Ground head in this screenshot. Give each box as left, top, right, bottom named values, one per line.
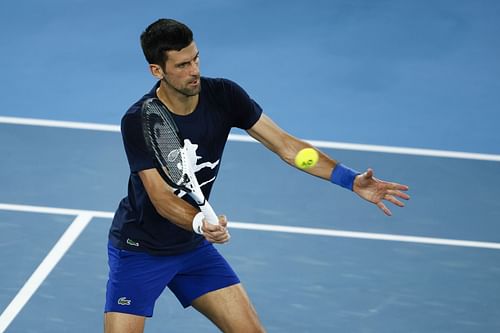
left=141, top=18, right=201, bottom=96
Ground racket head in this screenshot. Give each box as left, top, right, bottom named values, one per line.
left=141, top=98, right=219, bottom=225
left=141, top=98, right=190, bottom=192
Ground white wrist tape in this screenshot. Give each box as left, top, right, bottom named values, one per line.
left=192, top=212, right=204, bottom=235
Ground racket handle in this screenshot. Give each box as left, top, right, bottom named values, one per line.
left=199, top=201, right=219, bottom=225
left=188, top=191, right=219, bottom=225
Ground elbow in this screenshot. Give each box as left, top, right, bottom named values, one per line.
left=278, top=140, right=300, bottom=166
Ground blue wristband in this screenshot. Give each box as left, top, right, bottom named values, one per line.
left=330, top=163, right=360, bottom=191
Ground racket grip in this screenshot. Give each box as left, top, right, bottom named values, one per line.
left=199, top=201, right=219, bottom=225
left=189, top=191, right=219, bottom=225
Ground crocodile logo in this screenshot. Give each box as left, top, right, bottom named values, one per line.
left=117, top=297, right=131, bottom=306
left=126, top=238, right=139, bottom=247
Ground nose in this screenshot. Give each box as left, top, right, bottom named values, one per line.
left=190, top=61, right=200, bottom=76
left=189, top=60, right=200, bottom=76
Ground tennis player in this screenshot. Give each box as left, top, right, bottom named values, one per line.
left=104, top=18, right=410, bottom=333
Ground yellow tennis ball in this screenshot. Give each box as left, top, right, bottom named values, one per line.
left=294, top=148, right=319, bottom=169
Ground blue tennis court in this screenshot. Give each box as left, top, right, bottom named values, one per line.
left=1, top=1, right=499, bottom=332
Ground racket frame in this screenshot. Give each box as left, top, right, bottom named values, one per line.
left=141, top=98, right=219, bottom=226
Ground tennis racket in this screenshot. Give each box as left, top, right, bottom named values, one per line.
left=141, top=97, right=219, bottom=229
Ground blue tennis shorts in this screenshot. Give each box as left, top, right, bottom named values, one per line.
left=104, top=241, right=240, bottom=317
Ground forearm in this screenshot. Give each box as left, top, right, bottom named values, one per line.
left=283, top=136, right=361, bottom=191
left=247, top=113, right=361, bottom=191
left=279, top=134, right=337, bottom=180
left=139, top=169, right=199, bottom=232
left=247, top=114, right=337, bottom=180
left=152, top=192, right=199, bottom=231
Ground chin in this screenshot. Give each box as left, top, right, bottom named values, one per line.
left=186, top=86, right=201, bottom=96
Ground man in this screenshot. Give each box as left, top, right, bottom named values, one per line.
left=104, top=18, right=409, bottom=333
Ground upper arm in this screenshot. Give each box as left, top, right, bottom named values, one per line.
left=121, top=111, right=155, bottom=173
left=138, top=168, right=173, bottom=203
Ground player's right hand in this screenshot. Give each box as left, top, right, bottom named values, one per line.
left=202, top=215, right=231, bottom=244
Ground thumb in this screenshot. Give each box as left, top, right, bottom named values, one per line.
left=364, top=168, right=374, bottom=179
left=218, top=215, right=228, bottom=227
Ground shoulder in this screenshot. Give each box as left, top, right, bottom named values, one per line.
left=201, top=77, right=246, bottom=95
left=202, top=76, right=239, bottom=87
left=201, top=77, right=253, bottom=106
left=201, top=77, right=262, bottom=130
left=121, top=82, right=159, bottom=126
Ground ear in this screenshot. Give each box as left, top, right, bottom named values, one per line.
left=149, top=64, right=165, bottom=80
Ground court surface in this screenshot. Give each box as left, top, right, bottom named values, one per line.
left=1, top=0, right=499, bottom=332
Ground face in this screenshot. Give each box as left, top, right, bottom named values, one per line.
left=152, top=42, right=201, bottom=97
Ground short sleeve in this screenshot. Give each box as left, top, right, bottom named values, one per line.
left=223, top=79, right=263, bottom=130
left=121, top=110, right=155, bottom=173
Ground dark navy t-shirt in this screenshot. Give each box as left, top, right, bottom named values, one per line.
left=109, top=77, right=263, bottom=255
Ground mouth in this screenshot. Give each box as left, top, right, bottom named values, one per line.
left=188, top=77, right=200, bottom=86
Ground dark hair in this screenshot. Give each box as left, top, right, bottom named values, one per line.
left=140, top=18, right=193, bottom=66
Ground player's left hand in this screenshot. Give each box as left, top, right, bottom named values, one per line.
left=353, top=168, right=410, bottom=216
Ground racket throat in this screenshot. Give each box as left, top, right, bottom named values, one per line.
left=188, top=190, right=206, bottom=205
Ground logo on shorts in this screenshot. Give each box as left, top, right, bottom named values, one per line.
left=126, top=238, right=139, bottom=247
left=117, top=297, right=131, bottom=306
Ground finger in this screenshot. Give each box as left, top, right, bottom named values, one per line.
left=202, top=220, right=222, bottom=232
left=391, top=183, right=410, bottom=192
left=377, top=202, right=392, bottom=216
left=387, top=189, right=410, bottom=201
left=202, top=220, right=228, bottom=236
left=204, top=230, right=231, bottom=244
left=385, top=195, right=405, bottom=207
left=218, top=232, right=231, bottom=244
left=203, top=232, right=220, bottom=243
left=395, top=191, right=410, bottom=200
left=203, top=228, right=227, bottom=240
left=205, top=235, right=229, bottom=244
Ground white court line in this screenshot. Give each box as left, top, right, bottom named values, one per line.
left=0, top=116, right=120, bottom=132
left=1, top=203, right=499, bottom=250
left=1, top=115, right=500, bottom=162
left=0, top=203, right=114, bottom=219
left=0, top=213, right=93, bottom=333
left=229, top=222, right=500, bottom=250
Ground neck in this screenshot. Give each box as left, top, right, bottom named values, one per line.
left=156, top=81, right=199, bottom=116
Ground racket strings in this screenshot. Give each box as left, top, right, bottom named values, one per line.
left=144, top=105, right=185, bottom=185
